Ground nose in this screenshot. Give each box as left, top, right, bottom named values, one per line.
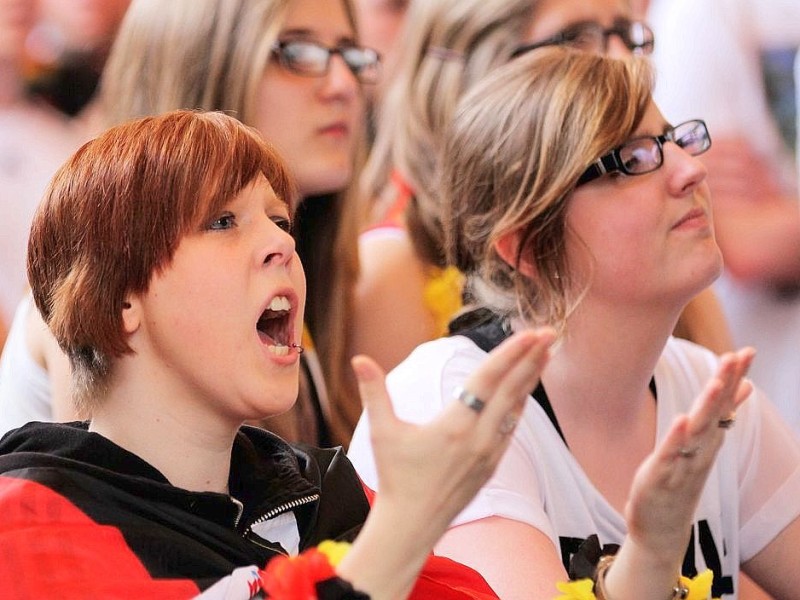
left=663, top=142, right=709, bottom=196
left=259, top=218, right=296, bottom=268
left=319, top=53, right=360, bottom=101
left=605, top=34, right=631, bottom=58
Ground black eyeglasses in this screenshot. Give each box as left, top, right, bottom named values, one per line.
left=511, top=19, right=655, bottom=59
left=576, top=120, right=712, bottom=187
left=271, top=40, right=381, bottom=84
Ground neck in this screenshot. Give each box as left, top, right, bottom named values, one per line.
left=89, top=364, right=240, bottom=495
left=537, top=299, right=678, bottom=430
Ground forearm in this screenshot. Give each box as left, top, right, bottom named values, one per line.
left=714, top=200, right=800, bottom=286
left=602, top=537, right=685, bottom=600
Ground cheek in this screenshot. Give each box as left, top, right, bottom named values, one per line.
left=566, top=202, right=658, bottom=277
left=254, top=78, right=306, bottom=158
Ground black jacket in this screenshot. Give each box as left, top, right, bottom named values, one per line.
left=0, top=422, right=370, bottom=597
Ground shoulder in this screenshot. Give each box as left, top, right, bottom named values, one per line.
left=357, top=229, right=427, bottom=300
left=384, top=336, right=488, bottom=421
left=358, top=227, right=417, bottom=271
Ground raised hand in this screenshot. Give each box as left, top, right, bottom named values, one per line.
left=338, top=328, right=555, bottom=600
left=354, top=327, right=556, bottom=532
left=605, top=348, right=755, bottom=600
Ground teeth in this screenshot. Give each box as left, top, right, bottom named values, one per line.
left=268, top=296, right=291, bottom=312
left=267, top=344, right=290, bottom=356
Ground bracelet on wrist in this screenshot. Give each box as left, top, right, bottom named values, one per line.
left=555, top=553, right=716, bottom=600
left=594, top=555, right=689, bottom=600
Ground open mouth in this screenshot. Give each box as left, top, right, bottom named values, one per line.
left=256, top=295, right=295, bottom=356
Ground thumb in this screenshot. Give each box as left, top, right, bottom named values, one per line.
left=351, top=355, right=397, bottom=430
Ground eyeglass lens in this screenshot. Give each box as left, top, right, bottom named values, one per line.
left=563, top=20, right=654, bottom=53
left=618, top=138, right=663, bottom=175
left=277, top=41, right=380, bottom=83
left=619, top=121, right=711, bottom=175
left=671, top=120, right=711, bottom=155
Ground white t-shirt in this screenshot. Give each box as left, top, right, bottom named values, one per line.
left=348, top=335, right=800, bottom=596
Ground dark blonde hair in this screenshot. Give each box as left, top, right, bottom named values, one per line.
left=361, top=0, right=536, bottom=267
left=442, top=48, right=653, bottom=329
left=28, top=110, right=295, bottom=412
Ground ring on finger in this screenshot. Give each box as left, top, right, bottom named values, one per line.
left=717, top=413, right=736, bottom=429
left=678, top=445, right=701, bottom=459
left=499, top=413, right=518, bottom=435
left=453, top=385, right=485, bottom=414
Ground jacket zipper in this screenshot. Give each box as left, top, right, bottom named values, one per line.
left=230, top=496, right=244, bottom=528
left=243, top=493, right=320, bottom=536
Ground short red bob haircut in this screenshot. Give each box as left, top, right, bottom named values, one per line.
left=27, top=110, right=296, bottom=407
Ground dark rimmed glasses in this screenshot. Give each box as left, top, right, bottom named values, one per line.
left=511, top=19, right=655, bottom=59
left=576, top=120, right=712, bottom=187
left=271, top=40, right=381, bottom=84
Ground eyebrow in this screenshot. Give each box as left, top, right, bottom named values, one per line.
left=278, top=27, right=357, bottom=46
left=629, top=121, right=672, bottom=140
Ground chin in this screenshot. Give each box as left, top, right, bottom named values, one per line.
left=264, top=382, right=301, bottom=417
left=297, top=164, right=353, bottom=198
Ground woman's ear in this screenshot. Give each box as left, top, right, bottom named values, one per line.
left=494, top=229, right=538, bottom=279
left=121, top=295, right=142, bottom=335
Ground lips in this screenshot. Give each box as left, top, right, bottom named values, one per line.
left=672, top=206, right=707, bottom=229
left=318, top=121, right=350, bottom=137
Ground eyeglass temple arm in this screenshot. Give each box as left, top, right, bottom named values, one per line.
left=576, top=152, right=621, bottom=186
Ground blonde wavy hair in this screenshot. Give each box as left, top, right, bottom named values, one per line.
left=361, top=0, right=536, bottom=267
left=441, top=48, right=653, bottom=330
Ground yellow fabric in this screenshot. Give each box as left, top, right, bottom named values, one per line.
left=316, top=540, right=351, bottom=567
left=301, top=324, right=315, bottom=351
left=554, top=569, right=716, bottom=600
left=422, top=265, right=465, bottom=337
left=555, top=578, right=595, bottom=600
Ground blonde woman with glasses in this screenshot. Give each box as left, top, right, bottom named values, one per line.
left=349, top=49, right=800, bottom=598
left=353, top=0, right=732, bottom=375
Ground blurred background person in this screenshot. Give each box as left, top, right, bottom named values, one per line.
left=0, top=0, right=79, bottom=349
left=649, top=0, right=800, bottom=437
left=24, top=0, right=130, bottom=124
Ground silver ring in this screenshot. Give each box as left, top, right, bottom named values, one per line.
left=499, top=413, right=518, bottom=435
left=718, top=414, right=736, bottom=429
left=678, top=445, right=700, bottom=459
left=453, top=385, right=485, bottom=414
